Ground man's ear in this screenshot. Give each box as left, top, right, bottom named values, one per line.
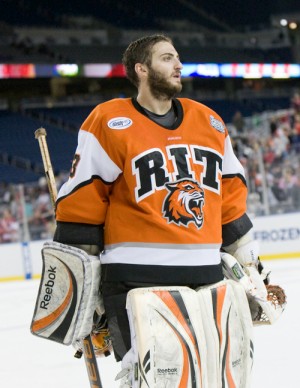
left=135, top=63, right=147, bottom=79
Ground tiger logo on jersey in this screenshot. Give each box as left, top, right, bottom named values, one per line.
left=163, top=179, right=205, bottom=228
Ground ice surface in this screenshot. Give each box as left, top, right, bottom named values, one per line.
left=1, top=259, right=298, bottom=388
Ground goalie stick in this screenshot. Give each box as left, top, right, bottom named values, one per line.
left=35, top=127, right=103, bottom=388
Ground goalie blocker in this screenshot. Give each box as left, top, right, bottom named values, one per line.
left=30, top=242, right=104, bottom=346
left=116, top=280, right=253, bottom=388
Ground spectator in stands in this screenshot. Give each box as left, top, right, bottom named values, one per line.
left=269, top=118, right=277, bottom=136
left=232, top=110, right=245, bottom=134
left=291, top=114, right=300, bottom=152
left=247, top=163, right=263, bottom=200
left=0, top=209, right=19, bottom=243
left=269, top=126, right=290, bottom=163
left=28, top=184, right=53, bottom=240
left=268, top=164, right=286, bottom=204
left=291, top=167, right=300, bottom=211
left=28, top=206, right=49, bottom=240
left=35, top=185, right=51, bottom=211
left=263, top=143, right=276, bottom=165
left=291, top=91, right=300, bottom=114
left=278, top=166, right=299, bottom=210
left=0, top=183, right=13, bottom=205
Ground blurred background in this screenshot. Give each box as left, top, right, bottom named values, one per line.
left=0, top=0, right=299, bottom=257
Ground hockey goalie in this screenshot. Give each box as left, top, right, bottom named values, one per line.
left=30, top=33, right=286, bottom=388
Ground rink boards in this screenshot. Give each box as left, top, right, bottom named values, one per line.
left=0, top=212, right=299, bottom=281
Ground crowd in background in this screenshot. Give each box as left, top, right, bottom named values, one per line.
left=230, top=92, right=300, bottom=216
left=0, top=95, right=300, bottom=244
left=0, top=173, right=67, bottom=243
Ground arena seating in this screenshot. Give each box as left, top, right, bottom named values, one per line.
left=0, top=110, right=77, bottom=183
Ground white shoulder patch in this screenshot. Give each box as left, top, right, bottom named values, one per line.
left=108, top=117, right=133, bottom=130
left=209, top=115, right=225, bottom=133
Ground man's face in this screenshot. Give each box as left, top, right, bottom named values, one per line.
left=146, top=41, right=183, bottom=100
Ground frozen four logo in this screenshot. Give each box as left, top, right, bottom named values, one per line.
left=108, top=117, right=133, bottom=130
left=209, top=115, right=225, bottom=133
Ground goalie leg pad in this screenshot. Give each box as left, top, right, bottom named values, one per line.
left=197, top=280, right=254, bottom=388
left=30, top=241, right=103, bottom=345
left=116, top=282, right=253, bottom=388
left=118, top=286, right=209, bottom=388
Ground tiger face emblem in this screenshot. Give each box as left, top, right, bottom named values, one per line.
left=163, top=179, right=205, bottom=228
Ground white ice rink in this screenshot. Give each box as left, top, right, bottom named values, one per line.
left=1, top=258, right=299, bottom=388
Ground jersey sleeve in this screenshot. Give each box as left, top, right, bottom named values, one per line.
left=221, top=133, right=253, bottom=246
left=54, top=105, right=122, bottom=246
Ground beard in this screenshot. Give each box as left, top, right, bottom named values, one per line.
left=147, top=66, right=182, bottom=100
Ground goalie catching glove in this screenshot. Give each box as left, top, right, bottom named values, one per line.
left=222, top=232, right=286, bottom=325
left=30, top=241, right=112, bottom=356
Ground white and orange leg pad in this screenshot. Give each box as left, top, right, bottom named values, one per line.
left=30, top=241, right=103, bottom=345
left=118, top=286, right=208, bottom=387
left=197, top=279, right=254, bottom=388
left=117, top=282, right=253, bottom=388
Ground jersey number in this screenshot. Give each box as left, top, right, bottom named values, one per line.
left=70, top=154, right=80, bottom=178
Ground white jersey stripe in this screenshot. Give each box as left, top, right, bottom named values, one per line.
left=222, top=135, right=245, bottom=177
left=101, top=245, right=221, bottom=266
left=58, top=130, right=122, bottom=198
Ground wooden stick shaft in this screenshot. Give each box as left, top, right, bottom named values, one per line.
left=34, top=127, right=58, bottom=208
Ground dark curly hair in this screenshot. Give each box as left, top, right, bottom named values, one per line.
left=122, top=34, right=172, bottom=88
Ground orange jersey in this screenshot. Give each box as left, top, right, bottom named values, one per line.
left=56, top=97, right=249, bottom=270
